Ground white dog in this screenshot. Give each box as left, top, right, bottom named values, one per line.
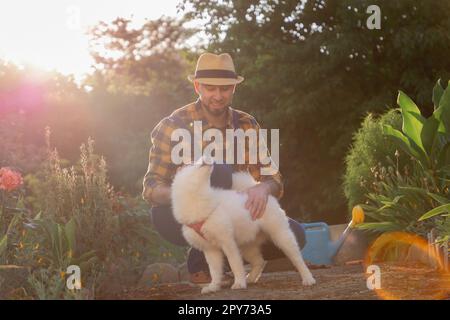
left=171, top=162, right=316, bottom=294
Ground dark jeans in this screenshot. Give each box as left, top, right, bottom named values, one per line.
left=150, top=163, right=306, bottom=273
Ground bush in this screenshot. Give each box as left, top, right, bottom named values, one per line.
left=343, top=109, right=411, bottom=210
left=357, top=156, right=443, bottom=236
left=355, top=80, right=450, bottom=240
left=17, top=129, right=186, bottom=298
left=29, top=129, right=116, bottom=260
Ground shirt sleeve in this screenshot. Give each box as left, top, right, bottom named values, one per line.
left=246, top=117, right=284, bottom=199
left=142, top=118, right=177, bottom=206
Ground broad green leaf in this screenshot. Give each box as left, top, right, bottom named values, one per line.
left=432, top=79, right=444, bottom=109
left=420, top=114, right=440, bottom=155
left=65, top=218, right=77, bottom=254
left=397, top=91, right=428, bottom=157
left=383, top=125, right=428, bottom=165
left=436, top=82, right=450, bottom=134
left=402, top=111, right=426, bottom=154
left=418, top=204, right=450, bottom=221
left=397, top=91, right=422, bottom=115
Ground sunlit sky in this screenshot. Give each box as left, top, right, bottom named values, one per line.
left=0, top=0, right=186, bottom=80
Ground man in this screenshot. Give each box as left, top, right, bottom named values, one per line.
left=142, top=52, right=306, bottom=284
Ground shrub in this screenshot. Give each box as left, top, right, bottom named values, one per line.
left=31, top=128, right=117, bottom=259
left=19, top=129, right=186, bottom=298
left=343, top=109, right=411, bottom=210
left=356, top=80, right=450, bottom=240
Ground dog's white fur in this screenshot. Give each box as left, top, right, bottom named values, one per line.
left=171, top=163, right=316, bottom=294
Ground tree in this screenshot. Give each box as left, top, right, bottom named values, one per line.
left=87, top=16, right=196, bottom=101
left=181, top=0, right=450, bottom=223
left=84, top=16, right=200, bottom=193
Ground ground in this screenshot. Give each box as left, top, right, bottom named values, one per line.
left=104, top=262, right=450, bottom=300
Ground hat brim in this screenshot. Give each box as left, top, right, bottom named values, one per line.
left=188, top=75, right=244, bottom=85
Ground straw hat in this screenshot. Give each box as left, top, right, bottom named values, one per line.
left=188, top=53, right=244, bottom=85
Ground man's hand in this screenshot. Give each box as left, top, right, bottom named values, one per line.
left=244, top=183, right=271, bottom=220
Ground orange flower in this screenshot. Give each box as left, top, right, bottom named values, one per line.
left=0, top=167, right=23, bottom=192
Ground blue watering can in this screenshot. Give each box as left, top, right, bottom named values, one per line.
left=300, top=206, right=365, bottom=265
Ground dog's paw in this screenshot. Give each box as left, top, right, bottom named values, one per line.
left=231, top=280, right=247, bottom=290
left=302, top=275, right=316, bottom=286
left=201, top=283, right=221, bottom=294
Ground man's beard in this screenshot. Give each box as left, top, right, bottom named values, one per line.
left=202, top=101, right=230, bottom=116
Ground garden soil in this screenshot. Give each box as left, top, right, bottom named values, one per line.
left=102, top=262, right=450, bottom=300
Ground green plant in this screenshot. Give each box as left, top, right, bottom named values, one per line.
left=383, top=79, right=450, bottom=182
left=357, top=79, right=450, bottom=237
left=27, top=268, right=88, bottom=300
left=0, top=207, right=22, bottom=264
left=388, top=80, right=450, bottom=226
left=27, top=268, right=66, bottom=300
left=25, top=131, right=186, bottom=297
left=31, top=215, right=97, bottom=271
left=0, top=167, right=27, bottom=264
left=97, top=196, right=187, bottom=291
left=357, top=156, right=442, bottom=235
left=343, top=109, right=410, bottom=210
left=36, top=128, right=117, bottom=260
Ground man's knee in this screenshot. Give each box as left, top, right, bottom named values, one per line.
left=151, top=205, right=188, bottom=246
left=288, top=218, right=307, bottom=250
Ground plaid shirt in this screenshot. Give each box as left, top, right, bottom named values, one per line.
left=142, top=99, right=283, bottom=206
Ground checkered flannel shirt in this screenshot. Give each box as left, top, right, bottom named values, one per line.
left=142, top=99, right=283, bottom=206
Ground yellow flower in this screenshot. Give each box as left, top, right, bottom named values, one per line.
left=351, top=205, right=365, bottom=226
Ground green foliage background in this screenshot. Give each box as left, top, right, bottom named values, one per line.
left=1, top=1, right=450, bottom=223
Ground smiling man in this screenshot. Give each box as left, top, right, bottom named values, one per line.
left=142, top=52, right=307, bottom=284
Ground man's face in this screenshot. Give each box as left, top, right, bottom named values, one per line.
left=194, top=82, right=236, bottom=116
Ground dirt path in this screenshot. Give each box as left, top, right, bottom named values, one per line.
left=106, top=263, right=450, bottom=300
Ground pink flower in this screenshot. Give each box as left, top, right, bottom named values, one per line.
left=0, top=167, right=23, bottom=192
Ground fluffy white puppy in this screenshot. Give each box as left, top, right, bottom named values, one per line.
left=171, top=162, right=316, bottom=294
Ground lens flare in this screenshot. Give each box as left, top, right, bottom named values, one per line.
left=363, top=231, right=450, bottom=300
